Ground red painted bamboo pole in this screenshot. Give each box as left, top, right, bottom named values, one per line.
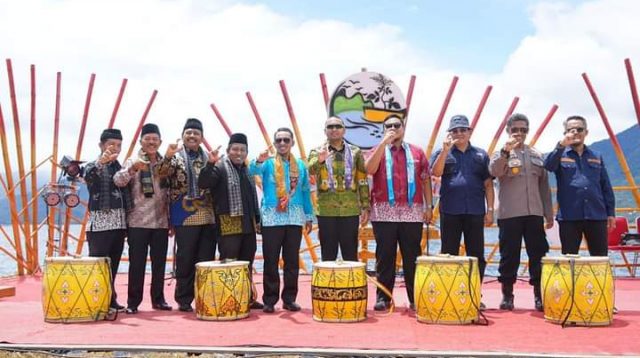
left=29, top=64, right=38, bottom=271
left=62, top=73, right=95, bottom=255
left=425, top=76, right=458, bottom=159
left=47, top=72, right=62, bottom=257
left=245, top=92, right=275, bottom=153
left=528, top=104, right=558, bottom=148
left=125, top=89, right=157, bottom=160
left=470, top=85, right=493, bottom=130
left=582, top=72, right=640, bottom=206
left=404, top=75, right=417, bottom=120
left=279, top=80, right=307, bottom=160
left=624, top=58, right=640, bottom=127
left=108, top=78, right=128, bottom=129
left=487, top=97, right=519, bottom=156
left=0, top=101, right=25, bottom=274
left=319, top=73, right=329, bottom=110
left=210, top=103, right=233, bottom=137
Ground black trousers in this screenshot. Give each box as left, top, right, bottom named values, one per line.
left=371, top=221, right=422, bottom=304
left=497, top=216, right=549, bottom=286
left=87, top=229, right=126, bottom=306
left=440, top=213, right=487, bottom=281
left=261, top=225, right=302, bottom=306
left=317, top=216, right=360, bottom=261
left=127, top=228, right=169, bottom=308
left=218, top=233, right=258, bottom=302
left=174, top=224, right=217, bottom=305
left=558, top=220, right=608, bottom=256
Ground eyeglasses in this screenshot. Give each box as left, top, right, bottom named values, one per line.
left=326, top=124, right=344, bottom=130
left=384, top=123, right=402, bottom=129
left=566, top=127, right=586, bottom=134
left=509, top=127, right=529, bottom=134
left=449, top=128, right=469, bottom=134
left=275, top=137, right=291, bottom=144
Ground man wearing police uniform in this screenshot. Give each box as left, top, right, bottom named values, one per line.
left=489, top=113, right=553, bottom=311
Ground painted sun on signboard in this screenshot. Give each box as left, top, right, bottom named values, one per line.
left=329, top=71, right=406, bottom=149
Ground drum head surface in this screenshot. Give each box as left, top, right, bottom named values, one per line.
left=314, top=261, right=366, bottom=269
left=416, top=255, right=478, bottom=264
left=196, top=260, right=250, bottom=268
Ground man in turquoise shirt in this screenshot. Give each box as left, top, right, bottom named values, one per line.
left=249, top=127, right=314, bottom=313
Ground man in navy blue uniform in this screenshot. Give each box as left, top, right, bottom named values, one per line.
left=544, top=115, right=616, bottom=256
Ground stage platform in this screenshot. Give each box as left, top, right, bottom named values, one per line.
left=0, top=273, right=639, bottom=357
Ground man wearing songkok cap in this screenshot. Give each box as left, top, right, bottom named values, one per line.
left=198, top=132, right=264, bottom=309
left=157, top=118, right=216, bottom=312
left=365, top=115, right=432, bottom=312
left=308, top=116, right=370, bottom=262
left=84, top=128, right=132, bottom=311
left=489, top=113, right=553, bottom=311
left=114, top=123, right=172, bottom=313
left=431, top=115, right=494, bottom=309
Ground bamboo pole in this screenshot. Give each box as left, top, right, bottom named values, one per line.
left=487, top=97, right=519, bottom=156
left=210, top=103, right=233, bottom=137
left=404, top=75, right=417, bottom=120
left=6, top=59, right=32, bottom=271
left=61, top=73, right=95, bottom=255
left=528, top=104, right=558, bottom=148
left=319, top=73, right=329, bottom=109
left=29, top=64, right=39, bottom=271
left=47, top=72, right=62, bottom=257
left=470, top=85, right=493, bottom=130
left=108, top=79, right=128, bottom=129
left=245, top=93, right=275, bottom=154
left=624, top=58, right=640, bottom=127
left=279, top=80, right=307, bottom=160
left=582, top=72, right=640, bottom=207
left=425, top=76, right=458, bottom=159
left=0, top=105, right=25, bottom=274
left=124, top=90, right=158, bottom=160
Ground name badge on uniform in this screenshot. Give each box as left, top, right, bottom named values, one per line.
left=508, top=152, right=521, bottom=174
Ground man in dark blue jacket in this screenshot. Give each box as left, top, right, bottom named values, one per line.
left=544, top=115, right=616, bottom=256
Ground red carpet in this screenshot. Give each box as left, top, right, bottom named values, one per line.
left=1, top=274, right=639, bottom=356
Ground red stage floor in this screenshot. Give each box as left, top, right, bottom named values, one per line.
left=1, top=273, right=639, bottom=357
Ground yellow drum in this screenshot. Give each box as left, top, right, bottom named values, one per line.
left=42, top=256, right=112, bottom=323
left=311, top=261, right=367, bottom=323
left=414, top=255, right=481, bottom=324
left=195, top=260, right=251, bottom=321
left=541, top=255, right=614, bottom=326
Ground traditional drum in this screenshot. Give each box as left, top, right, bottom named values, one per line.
left=195, top=260, right=251, bottom=321
left=541, top=255, right=614, bottom=326
left=42, top=256, right=112, bottom=323
left=311, top=261, right=367, bottom=323
left=414, top=255, right=481, bottom=324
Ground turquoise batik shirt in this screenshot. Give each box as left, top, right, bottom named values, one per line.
left=249, top=157, right=314, bottom=227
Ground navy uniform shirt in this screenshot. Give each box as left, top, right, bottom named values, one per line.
left=431, top=144, right=491, bottom=216
left=544, top=144, right=615, bottom=221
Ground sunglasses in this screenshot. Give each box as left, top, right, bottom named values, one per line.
left=566, top=127, right=586, bottom=134
left=509, top=127, right=529, bottom=134
left=449, top=128, right=469, bottom=134
left=384, top=123, right=402, bottom=129
left=326, top=124, right=344, bottom=130
left=275, top=137, right=291, bottom=144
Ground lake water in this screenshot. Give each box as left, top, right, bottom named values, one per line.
left=1, top=225, right=636, bottom=278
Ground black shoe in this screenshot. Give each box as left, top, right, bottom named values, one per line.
left=479, top=302, right=487, bottom=311
left=500, top=295, right=514, bottom=311
left=283, top=302, right=301, bottom=312
left=374, top=300, right=389, bottom=311
left=534, top=297, right=543, bottom=312
left=409, top=303, right=416, bottom=311
left=125, top=307, right=138, bottom=314
left=152, top=302, right=173, bottom=311
left=110, top=302, right=125, bottom=312
left=178, top=303, right=193, bottom=312
left=249, top=301, right=264, bottom=310
left=263, top=304, right=275, bottom=313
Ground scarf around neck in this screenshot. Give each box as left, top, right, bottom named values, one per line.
left=384, top=142, right=415, bottom=207
left=179, top=147, right=206, bottom=198
left=325, top=141, right=353, bottom=191
left=275, top=153, right=299, bottom=212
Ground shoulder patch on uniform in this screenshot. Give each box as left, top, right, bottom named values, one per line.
left=560, top=157, right=576, bottom=163
left=587, top=158, right=602, bottom=164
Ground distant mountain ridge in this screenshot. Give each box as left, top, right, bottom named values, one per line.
left=2, top=124, right=639, bottom=224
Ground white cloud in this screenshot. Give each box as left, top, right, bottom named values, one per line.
left=0, top=0, right=639, bottom=176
